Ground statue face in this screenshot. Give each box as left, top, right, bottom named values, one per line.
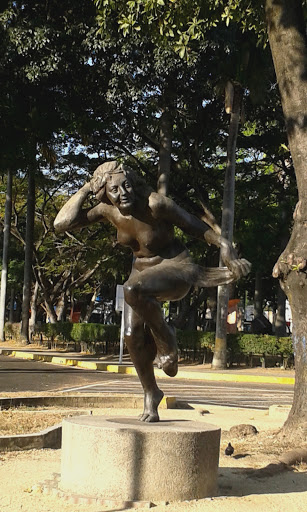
left=105, top=172, right=135, bottom=213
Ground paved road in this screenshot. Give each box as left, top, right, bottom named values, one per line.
left=0, top=355, right=119, bottom=393
left=0, top=355, right=293, bottom=409
left=62, top=376, right=294, bottom=410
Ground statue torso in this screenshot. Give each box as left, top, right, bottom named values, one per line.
left=103, top=191, right=187, bottom=261
left=114, top=212, right=175, bottom=258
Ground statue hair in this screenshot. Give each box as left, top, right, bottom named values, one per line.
left=91, top=161, right=152, bottom=201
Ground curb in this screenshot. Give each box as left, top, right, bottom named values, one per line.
left=0, top=423, right=62, bottom=452
left=175, top=370, right=295, bottom=386
left=0, top=349, right=295, bottom=385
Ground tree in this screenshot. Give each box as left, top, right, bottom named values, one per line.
left=0, top=169, right=13, bottom=340
left=20, top=158, right=36, bottom=343
left=266, top=0, right=307, bottom=434
left=212, top=81, right=243, bottom=369
left=0, top=0, right=110, bottom=337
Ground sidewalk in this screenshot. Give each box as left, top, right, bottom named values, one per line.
left=0, top=344, right=295, bottom=386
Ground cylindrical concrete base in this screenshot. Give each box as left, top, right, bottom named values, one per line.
left=60, top=416, right=220, bottom=502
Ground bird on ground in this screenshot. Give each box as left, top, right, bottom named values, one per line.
left=225, top=442, right=234, bottom=456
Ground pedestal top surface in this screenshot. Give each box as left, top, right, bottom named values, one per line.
left=63, top=415, right=220, bottom=433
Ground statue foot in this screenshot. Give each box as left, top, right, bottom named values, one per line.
left=139, top=388, right=164, bottom=423
left=155, top=352, right=178, bottom=377
left=138, top=411, right=160, bottom=422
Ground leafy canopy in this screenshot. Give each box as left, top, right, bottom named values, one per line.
left=95, top=0, right=267, bottom=60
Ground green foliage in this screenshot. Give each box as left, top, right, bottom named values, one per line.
left=177, top=329, right=215, bottom=350
left=95, top=0, right=267, bottom=60
left=227, top=333, right=279, bottom=355
left=278, top=337, right=294, bottom=357
left=6, top=321, right=293, bottom=359
left=70, top=323, right=120, bottom=343
left=38, top=322, right=73, bottom=341
left=177, top=330, right=293, bottom=357
left=37, top=322, right=120, bottom=343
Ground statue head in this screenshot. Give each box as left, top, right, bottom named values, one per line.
left=90, top=161, right=150, bottom=203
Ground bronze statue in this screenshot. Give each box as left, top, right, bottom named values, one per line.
left=54, top=161, right=250, bottom=422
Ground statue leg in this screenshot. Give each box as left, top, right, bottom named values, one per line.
left=124, top=301, right=164, bottom=422
left=124, top=265, right=191, bottom=377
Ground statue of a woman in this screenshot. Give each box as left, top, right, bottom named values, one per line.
left=54, top=161, right=250, bottom=422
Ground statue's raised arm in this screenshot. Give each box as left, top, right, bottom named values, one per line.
left=54, top=181, right=109, bottom=233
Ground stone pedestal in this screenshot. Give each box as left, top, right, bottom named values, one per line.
left=60, top=416, right=220, bottom=502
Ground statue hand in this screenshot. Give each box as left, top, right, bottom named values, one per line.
left=220, top=241, right=251, bottom=279
left=90, top=174, right=104, bottom=195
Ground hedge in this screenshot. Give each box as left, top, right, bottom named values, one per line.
left=177, top=330, right=215, bottom=350
left=37, top=322, right=120, bottom=344
left=6, top=321, right=293, bottom=359
left=177, top=330, right=293, bottom=358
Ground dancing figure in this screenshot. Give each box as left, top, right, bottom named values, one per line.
left=54, top=161, right=250, bottom=422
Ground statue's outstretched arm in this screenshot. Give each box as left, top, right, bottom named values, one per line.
left=154, top=193, right=251, bottom=279
left=54, top=183, right=105, bottom=233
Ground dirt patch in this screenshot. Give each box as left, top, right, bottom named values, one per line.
left=0, top=408, right=90, bottom=435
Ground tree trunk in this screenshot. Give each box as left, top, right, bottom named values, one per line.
left=33, top=267, right=58, bottom=323
left=157, top=104, right=172, bottom=196
left=56, top=277, right=70, bottom=321
left=0, top=168, right=13, bottom=341
left=275, top=284, right=287, bottom=337
left=20, top=169, right=36, bottom=343
left=29, top=280, right=39, bottom=342
left=56, top=292, right=68, bottom=322
left=82, top=285, right=101, bottom=323
left=44, top=299, right=58, bottom=324
left=212, top=82, right=243, bottom=369
left=9, top=288, right=15, bottom=323
left=266, top=0, right=307, bottom=432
